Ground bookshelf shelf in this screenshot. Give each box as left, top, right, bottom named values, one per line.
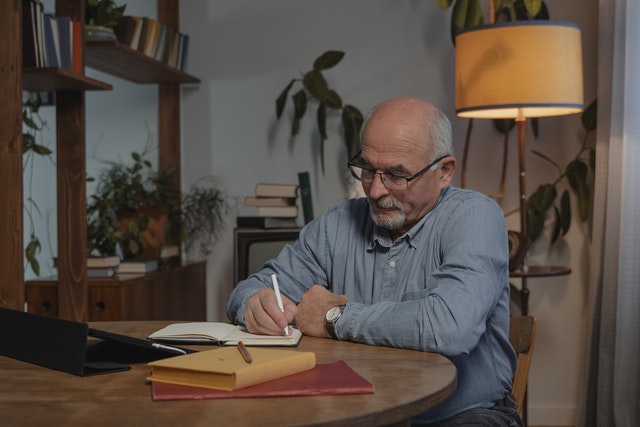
left=85, top=40, right=200, bottom=84
left=23, top=67, right=112, bottom=91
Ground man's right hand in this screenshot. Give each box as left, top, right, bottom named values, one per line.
left=243, top=288, right=298, bottom=336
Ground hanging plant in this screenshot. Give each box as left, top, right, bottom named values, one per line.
left=23, top=92, right=54, bottom=276
left=275, top=50, right=363, bottom=174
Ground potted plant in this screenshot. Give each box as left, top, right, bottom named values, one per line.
left=169, top=177, right=231, bottom=257
left=87, top=151, right=176, bottom=259
left=87, top=150, right=230, bottom=260
left=85, top=0, right=126, bottom=41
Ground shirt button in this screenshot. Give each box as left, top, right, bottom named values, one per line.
left=389, top=260, right=396, bottom=268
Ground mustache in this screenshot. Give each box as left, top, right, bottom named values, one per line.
left=369, top=196, right=403, bottom=210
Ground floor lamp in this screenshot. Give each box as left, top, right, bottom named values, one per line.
left=454, top=21, right=584, bottom=316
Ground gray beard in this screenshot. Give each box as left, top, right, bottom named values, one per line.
left=368, top=196, right=406, bottom=230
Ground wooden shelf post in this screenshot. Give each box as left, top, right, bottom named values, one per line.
left=0, top=0, right=25, bottom=310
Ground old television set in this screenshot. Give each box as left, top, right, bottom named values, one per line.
left=233, top=228, right=300, bottom=284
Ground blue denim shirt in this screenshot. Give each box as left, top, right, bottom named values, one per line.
left=227, top=186, right=517, bottom=423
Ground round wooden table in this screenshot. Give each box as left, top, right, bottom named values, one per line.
left=0, top=321, right=456, bottom=427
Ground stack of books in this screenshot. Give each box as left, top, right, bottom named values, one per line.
left=237, top=183, right=300, bottom=228
left=87, top=255, right=121, bottom=278
left=117, top=259, right=159, bottom=274
left=22, top=0, right=81, bottom=72
left=115, top=16, right=190, bottom=71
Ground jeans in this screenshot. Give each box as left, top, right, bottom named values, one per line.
left=413, top=393, right=524, bottom=427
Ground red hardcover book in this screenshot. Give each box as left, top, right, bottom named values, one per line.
left=72, top=20, right=82, bottom=73
left=151, top=360, right=374, bottom=400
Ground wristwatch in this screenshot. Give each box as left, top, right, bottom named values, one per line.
left=325, top=305, right=346, bottom=339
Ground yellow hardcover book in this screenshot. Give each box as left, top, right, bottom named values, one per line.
left=147, top=347, right=316, bottom=391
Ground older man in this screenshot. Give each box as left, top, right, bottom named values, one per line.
left=227, top=97, right=521, bottom=426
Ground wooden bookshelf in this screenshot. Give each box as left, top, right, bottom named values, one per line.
left=85, top=40, right=200, bottom=84
left=0, top=0, right=201, bottom=322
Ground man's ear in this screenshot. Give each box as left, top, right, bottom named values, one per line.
left=440, top=157, right=456, bottom=185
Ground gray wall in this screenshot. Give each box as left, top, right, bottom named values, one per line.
left=27, top=1, right=598, bottom=424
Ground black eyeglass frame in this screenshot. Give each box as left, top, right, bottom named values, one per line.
left=347, top=151, right=451, bottom=190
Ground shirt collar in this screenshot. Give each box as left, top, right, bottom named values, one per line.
left=368, top=186, right=450, bottom=249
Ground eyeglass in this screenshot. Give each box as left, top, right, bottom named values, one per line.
left=347, top=151, right=450, bottom=191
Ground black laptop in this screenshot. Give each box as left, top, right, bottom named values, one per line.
left=0, top=307, right=194, bottom=376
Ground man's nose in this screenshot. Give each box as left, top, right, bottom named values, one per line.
left=367, top=173, right=389, bottom=198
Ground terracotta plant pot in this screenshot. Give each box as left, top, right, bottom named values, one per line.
left=116, top=204, right=169, bottom=260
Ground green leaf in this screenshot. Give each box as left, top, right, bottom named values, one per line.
left=575, top=178, right=591, bottom=222
left=323, top=90, right=343, bottom=110
left=317, top=102, right=327, bottom=141
left=435, top=0, right=454, bottom=11
left=560, top=189, right=571, bottom=234
left=342, top=105, right=364, bottom=158
left=566, top=160, right=591, bottom=221
left=526, top=204, right=545, bottom=241
left=128, top=239, right=139, bottom=254
left=34, top=144, right=52, bottom=155
left=528, top=183, right=556, bottom=212
left=451, top=0, right=484, bottom=45
left=581, top=98, right=598, bottom=132
left=23, top=115, right=38, bottom=130
left=291, top=89, right=307, bottom=136
left=312, top=51, right=345, bottom=71
left=566, top=160, right=588, bottom=192
left=303, top=70, right=330, bottom=102
left=523, top=0, right=542, bottom=17
left=551, top=206, right=561, bottom=244
left=492, top=119, right=515, bottom=135
left=25, top=238, right=41, bottom=276
left=276, top=79, right=296, bottom=119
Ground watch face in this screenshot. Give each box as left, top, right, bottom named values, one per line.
left=326, top=306, right=342, bottom=322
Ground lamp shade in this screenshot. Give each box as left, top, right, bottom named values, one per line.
left=455, top=21, right=584, bottom=119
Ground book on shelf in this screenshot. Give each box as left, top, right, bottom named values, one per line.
left=160, top=245, right=179, bottom=259
left=236, top=216, right=299, bottom=229
left=117, top=259, right=158, bottom=274
left=147, top=346, right=316, bottom=391
left=243, top=196, right=296, bottom=207
left=34, top=1, right=45, bottom=66
left=56, top=16, right=72, bottom=71
left=298, top=171, right=314, bottom=224
left=256, top=205, right=298, bottom=218
left=87, top=255, right=121, bottom=269
left=148, top=322, right=302, bottom=347
left=151, top=360, right=374, bottom=401
left=136, top=16, right=149, bottom=52
left=87, top=267, right=117, bottom=278
left=114, top=15, right=138, bottom=46
left=22, top=0, right=38, bottom=67
left=255, top=183, right=299, bottom=198
left=43, top=14, right=59, bottom=68
left=71, top=20, right=82, bottom=73
left=179, top=33, right=190, bottom=71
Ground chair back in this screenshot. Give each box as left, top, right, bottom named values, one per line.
left=509, top=315, right=537, bottom=414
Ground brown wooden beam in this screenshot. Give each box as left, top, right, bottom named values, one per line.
left=0, top=0, right=25, bottom=310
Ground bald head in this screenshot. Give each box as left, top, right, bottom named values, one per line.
left=360, top=97, right=453, bottom=161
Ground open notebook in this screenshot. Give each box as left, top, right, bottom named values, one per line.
left=148, top=322, right=302, bottom=346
